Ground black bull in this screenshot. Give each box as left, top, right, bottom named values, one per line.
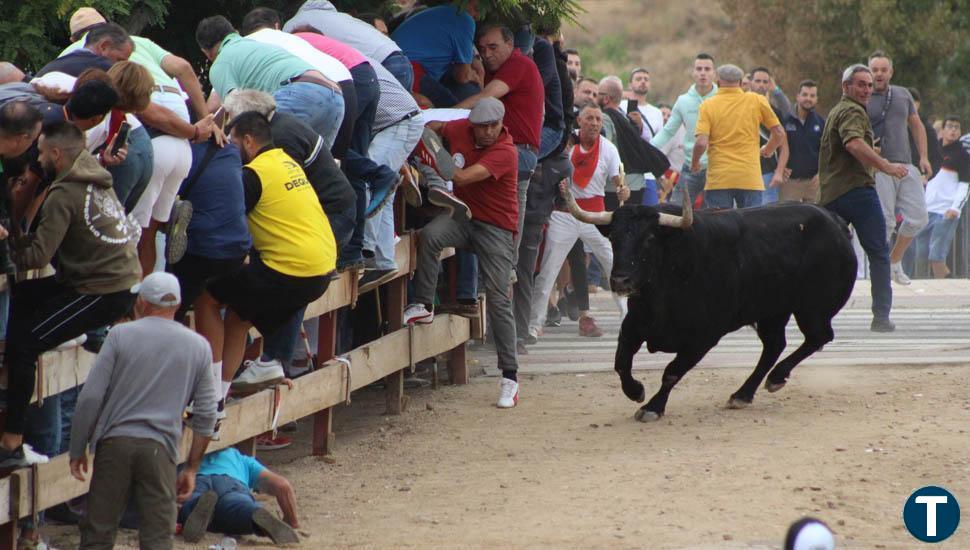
left=563, top=188, right=857, bottom=422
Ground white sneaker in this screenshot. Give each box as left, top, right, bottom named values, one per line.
left=891, top=262, right=911, bottom=285
left=232, top=358, right=285, bottom=390
left=404, top=303, right=434, bottom=324
left=497, top=378, right=519, bottom=408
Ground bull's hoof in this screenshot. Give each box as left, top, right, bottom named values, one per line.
left=635, top=409, right=662, bottom=422
left=765, top=379, right=787, bottom=393
left=727, top=396, right=751, bottom=409
left=621, top=379, right=646, bottom=403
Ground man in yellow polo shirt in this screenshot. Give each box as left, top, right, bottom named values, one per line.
left=691, top=64, right=786, bottom=208
left=207, top=111, right=335, bottom=420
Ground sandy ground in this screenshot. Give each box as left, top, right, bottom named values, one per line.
left=47, top=363, right=970, bottom=549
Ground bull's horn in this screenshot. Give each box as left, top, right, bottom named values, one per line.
left=657, top=185, right=694, bottom=229
left=563, top=184, right=613, bottom=225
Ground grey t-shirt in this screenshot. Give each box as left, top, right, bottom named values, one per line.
left=867, top=84, right=916, bottom=164
left=69, top=316, right=217, bottom=462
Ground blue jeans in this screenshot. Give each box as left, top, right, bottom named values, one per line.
left=670, top=163, right=706, bottom=207
left=339, top=149, right=397, bottom=265
left=705, top=189, right=763, bottom=209
left=178, top=475, right=261, bottom=536
left=350, top=64, right=380, bottom=156
left=363, top=115, right=424, bottom=269
left=262, top=308, right=303, bottom=367
left=762, top=172, right=779, bottom=204
left=456, top=251, right=478, bottom=300
left=824, top=186, right=891, bottom=319
left=274, top=82, right=344, bottom=150
left=109, top=126, right=153, bottom=212
left=538, top=126, right=563, bottom=161
left=381, top=51, right=414, bottom=91
left=915, top=211, right=959, bottom=263
left=328, top=204, right=357, bottom=250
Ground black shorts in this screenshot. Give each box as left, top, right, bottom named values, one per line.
left=206, top=257, right=330, bottom=336
left=168, top=253, right=247, bottom=320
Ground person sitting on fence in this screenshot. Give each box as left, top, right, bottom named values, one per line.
left=178, top=447, right=299, bottom=544
left=0, top=117, right=141, bottom=470
left=222, top=89, right=354, bottom=381
left=69, top=272, right=218, bottom=549
left=404, top=97, right=521, bottom=409
left=206, top=111, right=335, bottom=429
left=167, top=138, right=252, bottom=426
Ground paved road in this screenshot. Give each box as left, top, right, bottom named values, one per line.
left=473, top=279, right=970, bottom=375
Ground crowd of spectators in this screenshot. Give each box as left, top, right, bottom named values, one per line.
left=0, top=1, right=967, bottom=547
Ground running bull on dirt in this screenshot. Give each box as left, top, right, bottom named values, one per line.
left=562, top=185, right=857, bottom=422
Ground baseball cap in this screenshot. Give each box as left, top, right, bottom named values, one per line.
left=131, top=272, right=181, bottom=307
left=785, top=517, right=835, bottom=550
left=69, top=7, right=107, bottom=37
left=468, top=97, right=505, bottom=124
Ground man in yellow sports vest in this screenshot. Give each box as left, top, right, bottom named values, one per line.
left=206, top=111, right=335, bottom=423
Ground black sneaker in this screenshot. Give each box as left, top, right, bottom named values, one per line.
left=428, top=186, right=471, bottom=221
left=0, top=443, right=49, bottom=470
left=545, top=304, right=562, bottom=327
left=181, top=490, right=217, bottom=542
left=252, top=507, right=299, bottom=544
left=870, top=317, right=896, bottom=333
left=359, top=268, right=399, bottom=292
left=561, top=286, right=580, bottom=321
left=164, top=199, right=193, bottom=265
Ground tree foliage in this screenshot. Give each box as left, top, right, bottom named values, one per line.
left=719, top=0, right=970, bottom=123
left=1, top=0, right=581, bottom=76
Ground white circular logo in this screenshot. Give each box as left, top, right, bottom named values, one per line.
left=453, top=153, right=465, bottom=169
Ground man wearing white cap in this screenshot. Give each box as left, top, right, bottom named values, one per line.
left=70, top=271, right=218, bottom=549
left=404, top=97, right=522, bottom=408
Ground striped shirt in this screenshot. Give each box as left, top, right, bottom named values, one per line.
left=369, top=56, right=420, bottom=133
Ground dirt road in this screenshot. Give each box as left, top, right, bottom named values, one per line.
left=51, top=364, right=970, bottom=548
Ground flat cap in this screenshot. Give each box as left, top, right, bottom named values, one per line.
left=468, top=97, right=505, bottom=124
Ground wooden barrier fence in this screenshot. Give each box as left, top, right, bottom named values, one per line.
left=0, top=206, right=481, bottom=546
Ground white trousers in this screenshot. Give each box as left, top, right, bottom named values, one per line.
left=529, top=211, right=626, bottom=330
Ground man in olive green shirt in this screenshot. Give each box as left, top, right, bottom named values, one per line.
left=818, top=64, right=909, bottom=333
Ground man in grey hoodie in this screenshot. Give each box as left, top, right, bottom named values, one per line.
left=0, top=120, right=141, bottom=469
left=283, top=1, right=414, bottom=90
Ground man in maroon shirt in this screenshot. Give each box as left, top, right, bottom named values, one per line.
left=404, top=98, right=522, bottom=409
left=457, top=24, right=544, bottom=245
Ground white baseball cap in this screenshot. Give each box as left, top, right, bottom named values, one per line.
left=131, top=272, right=181, bottom=307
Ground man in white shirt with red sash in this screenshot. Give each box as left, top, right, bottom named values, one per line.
left=529, top=104, right=628, bottom=341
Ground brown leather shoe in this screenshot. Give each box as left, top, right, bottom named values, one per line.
left=578, top=316, right=604, bottom=337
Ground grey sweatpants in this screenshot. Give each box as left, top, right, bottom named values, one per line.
left=874, top=165, right=928, bottom=241
left=414, top=216, right=518, bottom=372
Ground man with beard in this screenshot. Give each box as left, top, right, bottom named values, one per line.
left=781, top=79, right=825, bottom=202
left=206, top=112, right=334, bottom=429
left=0, top=119, right=141, bottom=469
left=867, top=50, right=931, bottom=285
left=565, top=49, right=581, bottom=84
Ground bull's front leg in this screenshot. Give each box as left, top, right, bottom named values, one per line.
left=615, top=310, right=645, bottom=403
left=636, top=347, right=710, bottom=422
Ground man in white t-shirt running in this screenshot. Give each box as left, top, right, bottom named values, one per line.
left=529, top=104, right=628, bottom=341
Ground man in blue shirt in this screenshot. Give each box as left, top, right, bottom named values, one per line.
left=391, top=5, right=478, bottom=106
left=781, top=80, right=825, bottom=202
left=179, top=447, right=299, bottom=544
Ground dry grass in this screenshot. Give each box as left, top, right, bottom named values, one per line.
left=563, top=0, right=741, bottom=105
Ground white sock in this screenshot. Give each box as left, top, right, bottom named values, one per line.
left=891, top=261, right=903, bottom=269
left=211, top=362, right=222, bottom=396
left=220, top=380, right=232, bottom=401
